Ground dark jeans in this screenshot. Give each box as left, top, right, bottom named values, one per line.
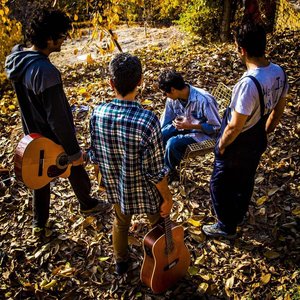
left=210, top=150, right=262, bottom=234
left=161, top=123, right=195, bottom=171
left=32, top=165, right=98, bottom=227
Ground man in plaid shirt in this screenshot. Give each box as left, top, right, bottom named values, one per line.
left=90, top=53, right=173, bottom=275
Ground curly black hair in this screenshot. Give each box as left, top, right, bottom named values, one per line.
left=28, top=8, right=71, bottom=49
left=109, top=53, right=142, bottom=97
left=158, top=70, right=186, bottom=93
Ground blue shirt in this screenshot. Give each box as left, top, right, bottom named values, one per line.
left=160, top=85, right=221, bottom=142
left=90, top=99, right=168, bottom=215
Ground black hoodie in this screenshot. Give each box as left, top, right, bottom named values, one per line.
left=5, top=44, right=81, bottom=161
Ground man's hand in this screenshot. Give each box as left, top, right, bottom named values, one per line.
left=173, top=116, right=184, bottom=130
left=218, top=141, right=225, bottom=155
left=218, top=111, right=248, bottom=152
left=72, top=153, right=84, bottom=166
left=160, top=198, right=173, bottom=218
left=173, top=116, right=191, bottom=130
left=173, top=116, right=202, bottom=131
left=155, top=176, right=173, bottom=218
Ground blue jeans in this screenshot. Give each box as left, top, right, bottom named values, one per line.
left=161, top=123, right=195, bottom=171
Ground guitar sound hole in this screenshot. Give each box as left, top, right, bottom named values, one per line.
left=163, top=258, right=179, bottom=271
left=56, top=153, right=69, bottom=169
left=47, top=165, right=67, bottom=178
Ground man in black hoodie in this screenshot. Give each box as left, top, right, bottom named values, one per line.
left=5, top=9, right=110, bottom=237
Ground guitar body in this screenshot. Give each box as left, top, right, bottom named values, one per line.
left=14, top=133, right=71, bottom=189
left=141, top=222, right=190, bottom=294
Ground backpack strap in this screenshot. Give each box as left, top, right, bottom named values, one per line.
left=246, top=75, right=265, bottom=119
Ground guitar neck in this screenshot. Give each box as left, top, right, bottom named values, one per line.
left=164, top=216, right=174, bottom=253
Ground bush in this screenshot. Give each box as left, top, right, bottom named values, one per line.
left=176, top=0, right=222, bottom=41
left=0, top=0, right=22, bottom=74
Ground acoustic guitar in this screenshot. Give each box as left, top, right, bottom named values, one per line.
left=14, top=133, right=71, bottom=189
left=140, top=216, right=190, bottom=293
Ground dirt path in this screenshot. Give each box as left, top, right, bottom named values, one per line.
left=52, top=25, right=186, bottom=67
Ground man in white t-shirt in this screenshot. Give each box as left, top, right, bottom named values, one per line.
left=202, top=22, right=289, bottom=239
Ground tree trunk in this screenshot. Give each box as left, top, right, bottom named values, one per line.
left=262, top=0, right=277, bottom=32
left=220, top=0, right=232, bottom=42
left=243, top=0, right=262, bottom=23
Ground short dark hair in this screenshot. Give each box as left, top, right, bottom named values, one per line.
left=28, top=9, right=71, bottom=49
left=158, top=70, right=186, bottom=93
left=235, top=22, right=266, bottom=57
left=109, top=53, right=142, bottom=97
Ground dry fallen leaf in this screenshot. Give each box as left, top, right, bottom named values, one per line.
left=260, top=273, right=271, bottom=284
left=264, top=250, right=280, bottom=259
left=256, top=195, right=268, bottom=206
left=0, top=24, right=299, bottom=300
left=187, top=218, right=201, bottom=227
left=197, top=282, right=209, bottom=294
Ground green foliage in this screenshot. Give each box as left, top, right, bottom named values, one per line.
left=144, top=0, right=189, bottom=23
left=175, top=0, right=222, bottom=41
left=158, top=0, right=187, bottom=19
left=0, top=0, right=22, bottom=79
left=275, top=0, right=300, bottom=32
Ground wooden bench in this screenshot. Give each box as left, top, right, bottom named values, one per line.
left=179, top=82, right=232, bottom=184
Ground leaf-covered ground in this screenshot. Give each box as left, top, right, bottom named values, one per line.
left=0, top=27, right=299, bottom=300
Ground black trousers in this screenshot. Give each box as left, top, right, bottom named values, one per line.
left=210, top=151, right=262, bottom=233
left=32, top=165, right=97, bottom=227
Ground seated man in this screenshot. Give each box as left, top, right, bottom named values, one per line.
left=158, top=70, right=221, bottom=179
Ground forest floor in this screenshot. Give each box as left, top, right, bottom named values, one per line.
left=0, top=25, right=299, bottom=300
left=51, top=24, right=186, bottom=67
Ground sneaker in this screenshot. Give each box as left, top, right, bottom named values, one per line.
left=80, top=200, right=112, bottom=214
left=202, top=223, right=237, bottom=240
left=115, top=260, right=129, bottom=275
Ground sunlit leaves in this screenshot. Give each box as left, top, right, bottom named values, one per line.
left=291, top=207, right=300, bottom=216
left=256, top=195, right=268, bottom=206
left=0, top=0, right=22, bottom=74
left=187, top=218, right=201, bottom=227
left=260, top=273, right=272, bottom=285
left=0, top=22, right=299, bottom=300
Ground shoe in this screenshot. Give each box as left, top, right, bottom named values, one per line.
left=202, top=223, right=237, bottom=240
left=80, top=201, right=112, bottom=214
left=115, top=260, right=129, bottom=275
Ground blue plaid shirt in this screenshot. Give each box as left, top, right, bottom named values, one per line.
left=160, top=85, right=221, bottom=142
left=90, top=99, right=168, bottom=215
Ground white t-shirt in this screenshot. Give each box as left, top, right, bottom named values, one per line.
left=229, top=62, right=289, bottom=132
